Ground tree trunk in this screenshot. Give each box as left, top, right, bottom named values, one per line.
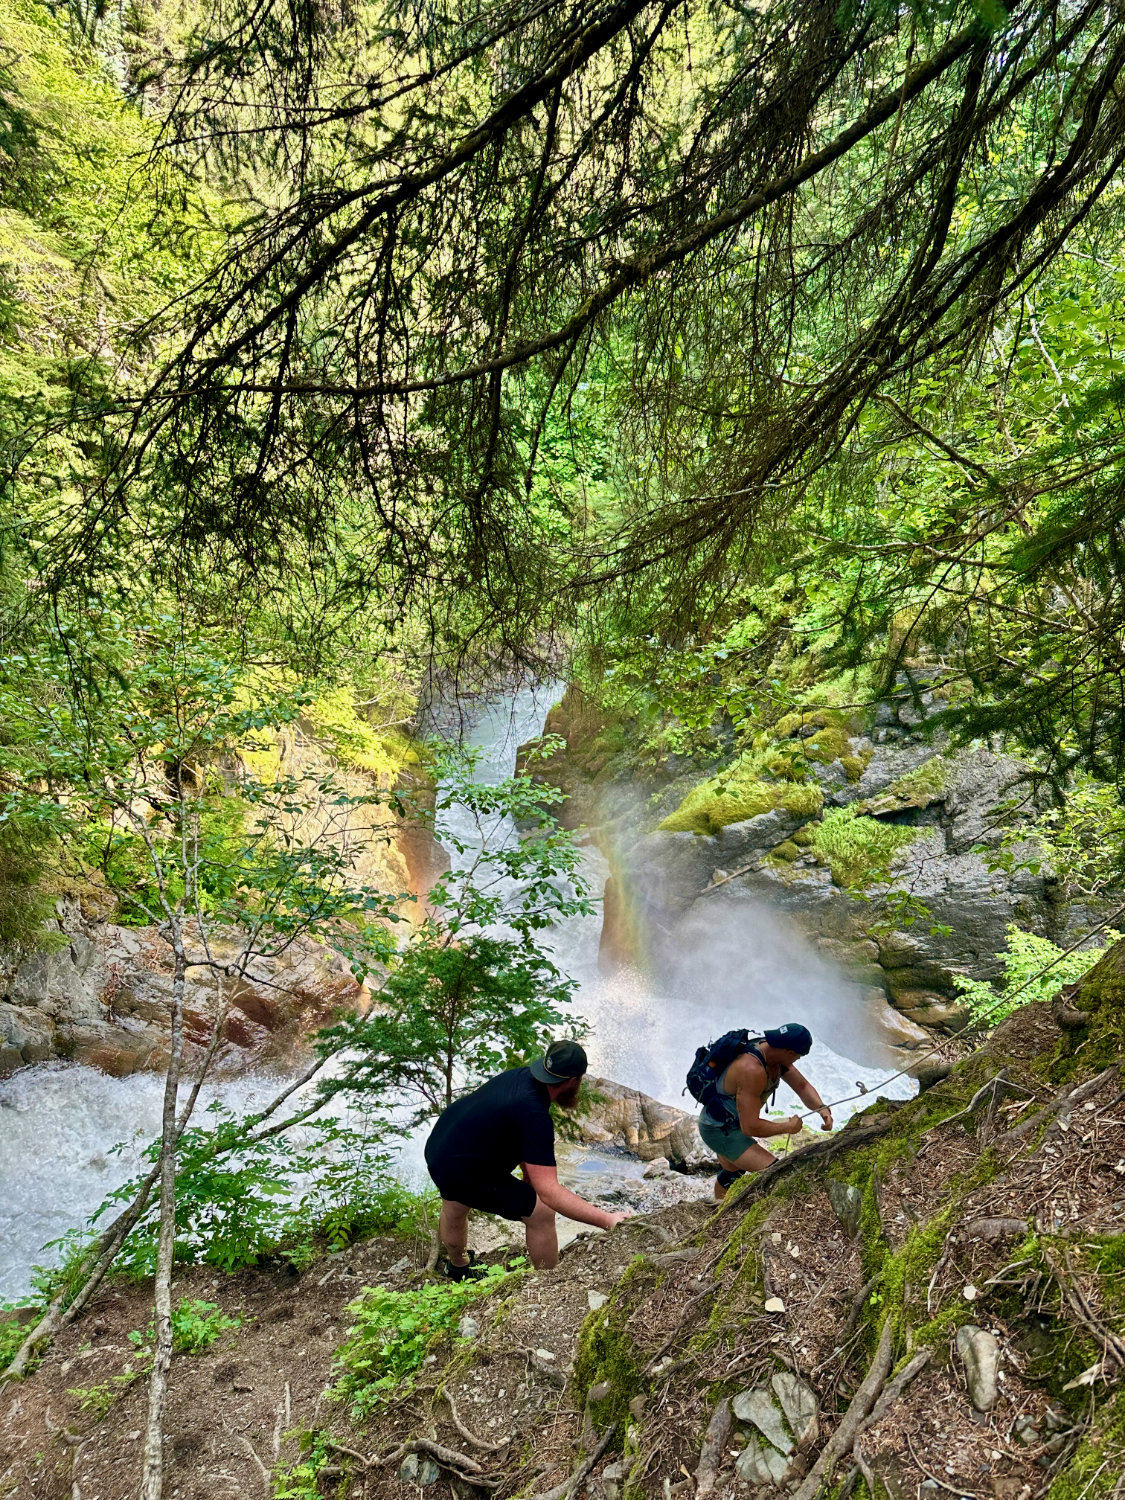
left=140, top=933, right=186, bottom=1500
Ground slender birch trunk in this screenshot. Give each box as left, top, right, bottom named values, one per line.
left=140, top=930, right=186, bottom=1500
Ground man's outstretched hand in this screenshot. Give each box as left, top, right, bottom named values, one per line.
left=605, top=1210, right=636, bottom=1227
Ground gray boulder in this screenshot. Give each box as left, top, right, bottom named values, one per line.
left=735, top=1438, right=790, bottom=1485
left=400, top=1453, right=441, bottom=1485
left=732, top=1388, right=792, bottom=1454
left=957, top=1324, right=1001, bottom=1412
left=827, top=1180, right=863, bottom=1239
left=579, top=1075, right=707, bottom=1168
left=771, top=1372, right=819, bottom=1446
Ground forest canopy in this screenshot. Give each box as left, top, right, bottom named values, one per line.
left=4, top=0, right=1125, bottom=772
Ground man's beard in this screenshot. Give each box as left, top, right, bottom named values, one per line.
left=554, top=1078, right=582, bottom=1109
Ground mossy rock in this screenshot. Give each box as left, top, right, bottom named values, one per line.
left=768, top=708, right=858, bottom=767
left=659, top=767, right=823, bottom=836
left=862, top=756, right=948, bottom=816
left=807, top=804, right=920, bottom=889
left=573, top=1276, right=646, bottom=1432
left=1047, top=938, right=1125, bottom=1077
left=840, top=754, right=866, bottom=783
left=770, top=840, right=801, bottom=862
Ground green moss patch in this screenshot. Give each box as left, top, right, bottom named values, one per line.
left=807, top=804, right=921, bottom=888
left=1045, top=1383, right=1124, bottom=1500
left=771, top=709, right=856, bottom=766
left=659, top=751, right=823, bottom=835
left=862, top=757, right=949, bottom=817
left=572, top=1266, right=647, bottom=1431
left=1044, top=939, right=1125, bottom=1081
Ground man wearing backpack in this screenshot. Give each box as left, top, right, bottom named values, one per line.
left=424, top=1039, right=633, bottom=1278
left=690, top=1023, right=834, bottom=1199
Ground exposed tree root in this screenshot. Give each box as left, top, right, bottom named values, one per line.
left=443, top=1390, right=511, bottom=1452
left=920, top=1072, right=1032, bottom=1137
left=790, top=1318, right=894, bottom=1500
left=837, top=1274, right=882, bottom=1348
left=525, top=1424, right=616, bottom=1500
left=648, top=1248, right=702, bottom=1268
left=1052, top=990, right=1091, bottom=1030
left=857, top=1349, right=932, bottom=1435
left=645, top=1282, right=719, bottom=1375
left=694, top=1397, right=731, bottom=1500
left=1041, top=1246, right=1125, bottom=1374
left=712, top=1109, right=902, bottom=1221
left=1000, top=1065, right=1118, bottom=1146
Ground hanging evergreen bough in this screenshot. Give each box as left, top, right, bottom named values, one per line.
left=27, top=0, right=1125, bottom=661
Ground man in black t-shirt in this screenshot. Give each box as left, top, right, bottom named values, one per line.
left=424, top=1039, right=631, bottom=1276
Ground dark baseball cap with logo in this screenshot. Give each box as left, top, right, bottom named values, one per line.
left=530, top=1039, right=589, bottom=1084
left=763, top=1023, right=813, bottom=1057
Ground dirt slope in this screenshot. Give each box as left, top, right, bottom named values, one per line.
left=3, top=969, right=1123, bottom=1500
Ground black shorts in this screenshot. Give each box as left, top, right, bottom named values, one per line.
left=428, top=1167, right=537, bottom=1221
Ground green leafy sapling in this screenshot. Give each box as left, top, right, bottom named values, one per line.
left=317, top=750, right=593, bottom=1123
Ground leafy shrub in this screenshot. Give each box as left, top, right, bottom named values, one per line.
left=273, top=1432, right=337, bottom=1499
left=94, top=1101, right=427, bottom=1278
left=1032, top=774, right=1125, bottom=900
left=0, top=804, right=60, bottom=953
left=332, top=1263, right=516, bottom=1420
left=954, top=924, right=1120, bottom=1023
left=67, top=1350, right=153, bottom=1418
left=79, top=788, right=249, bottom=926
left=808, top=804, right=919, bottom=888
left=303, top=686, right=416, bottom=781
left=0, top=1310, right=32, bottom=1369
left=66, top=1380, right=123, bottom=1419
left=170, top=1299, right=241, bottom=1353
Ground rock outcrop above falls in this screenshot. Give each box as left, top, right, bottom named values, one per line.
left=609, top=736, right=1093, bottom=1034
left=526, top=676, right=1119, bottom=1039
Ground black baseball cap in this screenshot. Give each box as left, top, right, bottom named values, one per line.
left=763, top=1023, right=813, bottom=1056
left=530, top=1039, right=589, bottom=1084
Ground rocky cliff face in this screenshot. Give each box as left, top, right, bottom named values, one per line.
left=0, top=913, right=368, bottom=1078
left=0, top=732, right=449, bottom=1079
left=527, top=678, right=1118, bottom=1041
left=609, top=742, right=1060, bottom=1033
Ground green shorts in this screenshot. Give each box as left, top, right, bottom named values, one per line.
left=698, top=1110, right=760, bottom=1163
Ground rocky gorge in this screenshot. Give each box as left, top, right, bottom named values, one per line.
left=521, top=675, right=1120, bottom=1049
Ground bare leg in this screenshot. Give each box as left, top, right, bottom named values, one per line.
left=439, top=1199, right=471, bottom=1266
left=713, top=1142, right=776, bottom=1200
left=522, top=1199, right=559, bottom=1270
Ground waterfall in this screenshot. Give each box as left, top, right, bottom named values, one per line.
left=445, top=687, right=914, bottom=1116
left=0, top=685, right=911, bottom=1300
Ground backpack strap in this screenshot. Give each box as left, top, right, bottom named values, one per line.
left=743, top=1040, right=784, bottom=1108
left=706, top=1039, right=781, bottom=1116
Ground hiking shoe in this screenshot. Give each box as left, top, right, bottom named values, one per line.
left=438, top=1251, right=485, bottom=1282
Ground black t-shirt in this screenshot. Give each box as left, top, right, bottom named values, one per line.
left=425, top=1067, right=556, bottom=1179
